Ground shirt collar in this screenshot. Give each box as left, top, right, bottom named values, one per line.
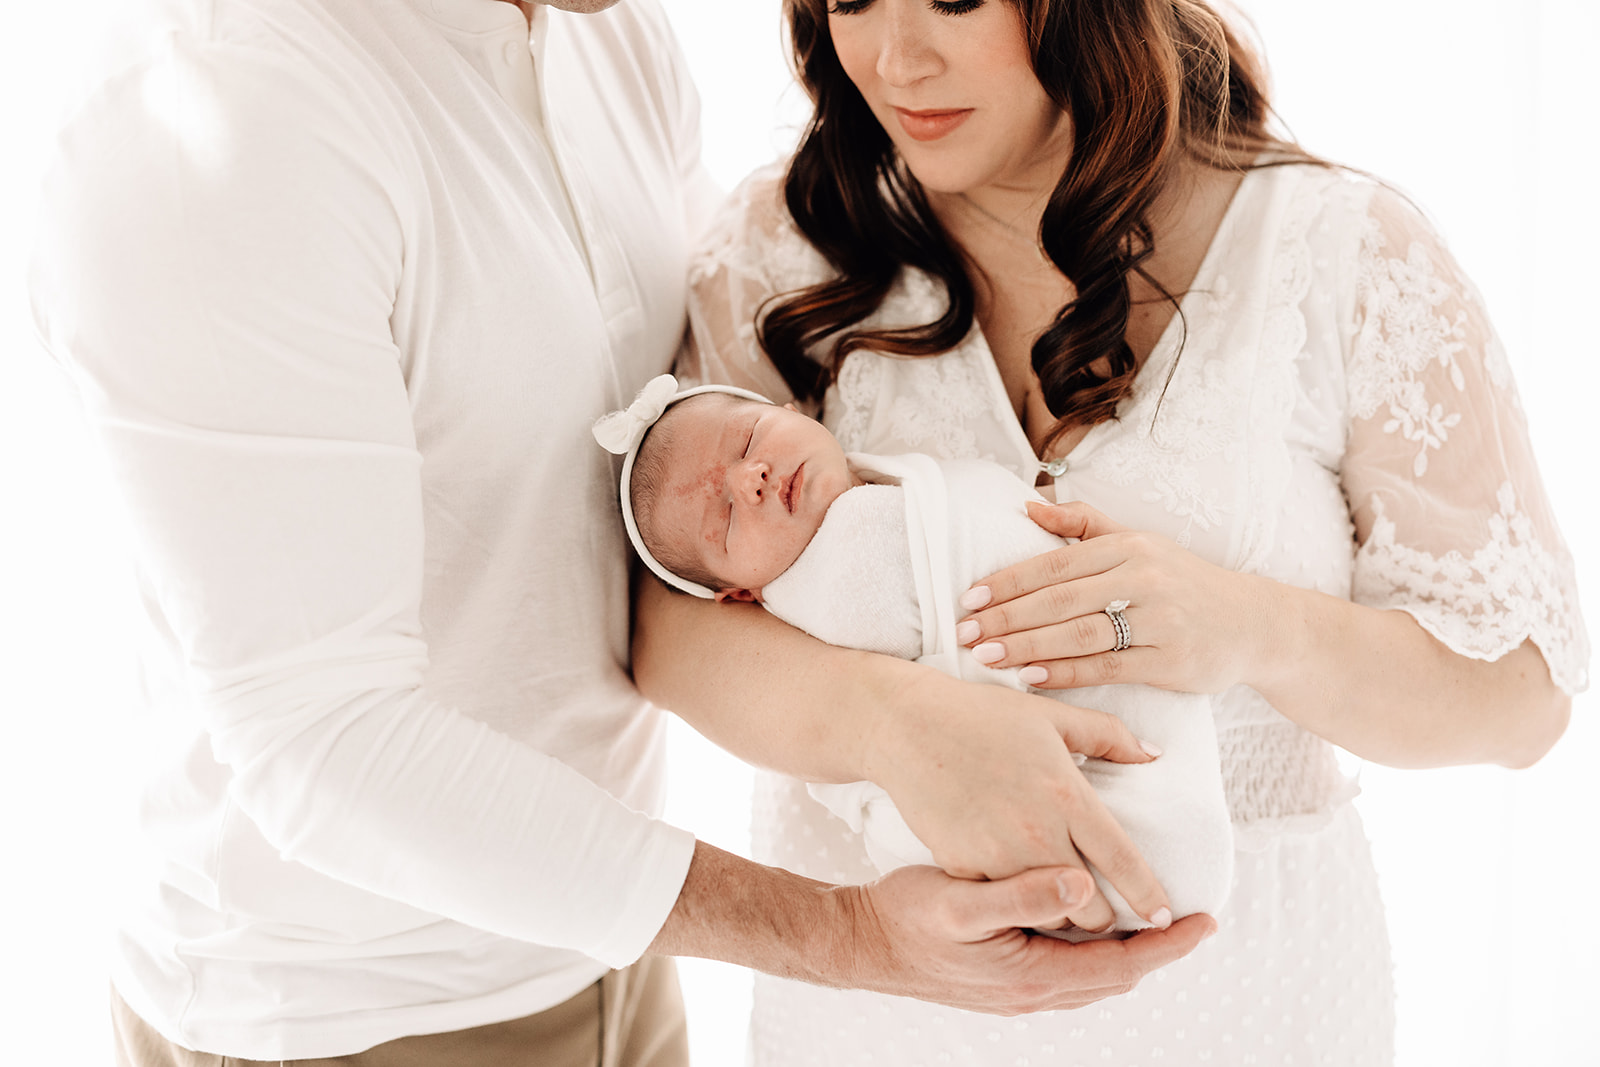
left=416, top=0, right=543, bottom=40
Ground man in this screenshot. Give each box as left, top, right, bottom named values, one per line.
left=29, top=0, right=1211, bottom=1062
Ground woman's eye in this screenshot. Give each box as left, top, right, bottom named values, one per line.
left=829, top=0, right=983, bottom=15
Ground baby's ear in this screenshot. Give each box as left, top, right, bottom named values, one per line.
left=713, top=588, right=762, bottom=604
left=782, top=402, right=797, bottom=412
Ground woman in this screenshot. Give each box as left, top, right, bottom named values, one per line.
left=635, top=0, right=1587, bottom=1062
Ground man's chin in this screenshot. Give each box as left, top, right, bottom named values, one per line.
left=532, top=0, right=624, bottom=12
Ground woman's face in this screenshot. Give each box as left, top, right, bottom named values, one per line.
left=827, top=0, right=1069, bottom=196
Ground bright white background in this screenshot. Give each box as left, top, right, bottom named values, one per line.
left=2, top=1, right=1595, bottom=1064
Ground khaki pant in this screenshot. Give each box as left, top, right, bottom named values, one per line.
left=111, top=956, right=689, bottom=1067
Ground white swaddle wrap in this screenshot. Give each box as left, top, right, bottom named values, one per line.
left=762, top=454, right=1233, bottom=931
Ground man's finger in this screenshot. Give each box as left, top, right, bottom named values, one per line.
left=939, top=867, right=1096, bottom=939
left=1020, top=914, right=1218, bottom=1011
left=1101, top=913, right=1217, bottom=975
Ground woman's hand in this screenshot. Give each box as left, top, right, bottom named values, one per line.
left=865, top=663, right=1173, bottom=934
left=956, top=500, right=1282, bottom=694
left=635, top=575, right=1176, bottom=931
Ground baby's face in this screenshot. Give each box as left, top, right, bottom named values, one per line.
left=651, top=398, right=857, bottom=601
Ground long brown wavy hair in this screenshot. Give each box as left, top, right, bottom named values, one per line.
left=761, top=0, right=1310, bottom=445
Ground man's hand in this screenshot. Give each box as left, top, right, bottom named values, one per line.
left=842, top=863, right=1215, bottom=1013
left=651, top=841, right=1215, bottom=1016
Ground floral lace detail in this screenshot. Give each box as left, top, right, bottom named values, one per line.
left=861, top=356, right=991, bottom=453
left=683, top=165, right=832, bottom=396
left=827, top=353, right=884, bottom=453
left=1078, top=279, right=1244, bottom=552
left=687, top=164, right=824, bottom=299
left=1355, top=482, right=1590, bottom=692
left=1235, top=175, right=1321, bottom=574
left=827, top=268, right=1028, bottom=477
left=831, top=342, right=1002, bottom=463
left=1347, top=219, right=1513, bottom=478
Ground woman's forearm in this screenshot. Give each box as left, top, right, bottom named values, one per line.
left=1250, top=580, right=1571, bottom=770
left=964, top=503, right=1572, bottom=773
left=632, top=573, right=1169, bottom=904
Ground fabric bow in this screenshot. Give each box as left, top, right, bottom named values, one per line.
left=592, top=374, right=680, bottom=455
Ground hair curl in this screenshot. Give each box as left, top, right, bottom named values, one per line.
left=761, top=0, right=1312, bottom=445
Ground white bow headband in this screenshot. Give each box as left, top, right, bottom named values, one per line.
left=592, top=374, right=774, bottom=598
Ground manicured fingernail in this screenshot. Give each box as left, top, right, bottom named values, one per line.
left=972, top=642, right=1005, bottom=665
left=1149, top=907, right=1172, bottom=930
left=959, top=585, right=992, bottom=611
left=1018, top=665, right=1048, bottom=686
left=1139, top=740, right=1163, bottom=758
left=955, top=619, right=981, bottom=644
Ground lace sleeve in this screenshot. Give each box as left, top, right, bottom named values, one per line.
left=677, top=163, right=830, bottom=409
left=1343, top=187, right=1589, bottom=693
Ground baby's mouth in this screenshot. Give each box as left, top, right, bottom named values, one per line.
left=784, top=465, right=803, bottom=513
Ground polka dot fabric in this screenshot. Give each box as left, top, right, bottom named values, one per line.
left=750, top=775, right=1394, bottom=1067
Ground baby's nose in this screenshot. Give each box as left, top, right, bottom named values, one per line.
left=733, top=460, right=773, bottom=505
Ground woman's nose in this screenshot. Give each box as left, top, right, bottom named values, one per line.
left=731, top=460, right=772, bottom=506
left=877, top=7, right=944, bottom=87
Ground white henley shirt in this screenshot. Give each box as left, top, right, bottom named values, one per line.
left=30, top=0, right=710, bottom=1057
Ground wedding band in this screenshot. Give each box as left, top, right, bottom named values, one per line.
left=1103, top=599, right=1131, bottom=653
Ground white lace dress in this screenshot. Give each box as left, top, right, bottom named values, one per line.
left=682, top=162, right=1590, bottom=1067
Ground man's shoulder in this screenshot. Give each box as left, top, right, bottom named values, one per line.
left=61, top=0, right=437, bottom=179
left=73, top=0, right=401, bottom=118
left=107, top=0, right=376, bottom=55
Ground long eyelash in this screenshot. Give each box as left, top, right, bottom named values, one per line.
left=829, top=0, right=983, bottom=13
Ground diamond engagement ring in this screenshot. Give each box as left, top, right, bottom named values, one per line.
left=1103, top=599, right=1132, bottom=652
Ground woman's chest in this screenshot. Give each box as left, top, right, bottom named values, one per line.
left=825, top=273, right=1353, bottom=587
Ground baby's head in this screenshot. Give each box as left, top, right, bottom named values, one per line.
left=595, top=377, right=860, bottom=602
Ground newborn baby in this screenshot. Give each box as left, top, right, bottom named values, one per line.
left=594, top=376, right=1233, bottom=934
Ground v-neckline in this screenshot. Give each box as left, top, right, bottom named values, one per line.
left=974, top=166, right=1258, bottom=479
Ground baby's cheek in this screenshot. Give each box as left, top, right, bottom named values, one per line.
left=677, top=461, right=725, bottom=500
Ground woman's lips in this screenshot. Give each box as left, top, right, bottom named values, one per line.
left=893, top=107, right=972, bottom=142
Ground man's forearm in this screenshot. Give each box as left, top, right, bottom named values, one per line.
left=632, top=575, right=915, bottom=785
left=647, top=839, right=1218, bottom=1015
left=646, top=839, right=858, bottom=986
